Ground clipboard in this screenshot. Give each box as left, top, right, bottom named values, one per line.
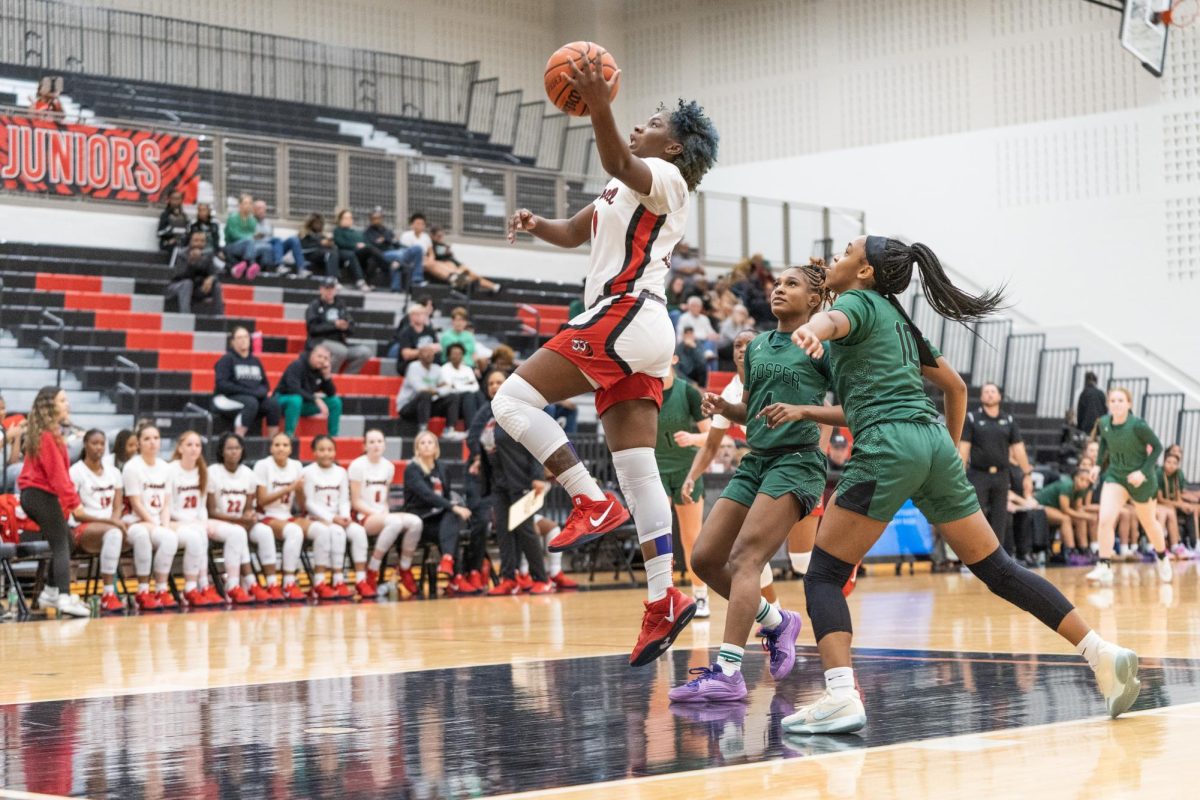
left=507, top=488, right=545, bottom=530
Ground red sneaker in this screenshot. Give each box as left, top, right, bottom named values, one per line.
left=184, top=588, right=210, bottom=608
left=551, top=572, right=579, bottom=590
left=447, top=574, right=478, bottom=595
left=397, top=568, right=418, bottom=596
left=550, top=492, right=629, bottom=552
left=842, top=561, right=861, bottom=597
left=135, top=591, right=161, bottom=611
left=487, top=578, right=520, bottom=596
left=202, top=585, right=224, bottom=604
left=468, top=570, right=487, bottom=592
left=530, top=580, right=555, bottom=595
left=228, top=585, right=255, bottom=605
left=250, top=584, right=272, bottom=603
left=100, top=592, right=125, bottom=614
left=630, top=587, right=696, bottom=667
left=438, top=554, right=455, bottom=577
left=311, top=582, right=337, bottom=601
left=282, top=583, right=307, bottom=602
left=266, top=585, right=285, bottom=603
left=356, top=580, right=377, bottom=599
left=515, top=572, right=534, bottom=593
left=155, top=589, right=178, bottom=609
left=333, top=582, right=353, bottom=599
left=365, top=568, right=380, bottom=590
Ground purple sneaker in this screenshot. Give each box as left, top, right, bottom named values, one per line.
left=668, top=665, right=747, bottom=703
left=759, top=609, right=803, bottom=681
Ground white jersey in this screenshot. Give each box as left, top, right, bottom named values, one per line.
left=584, top=157, right=689, bottom=309
left=69, top=461, right=121, bottom=523
left=166, top=462, right=207, bottom=522
left=302, top=462, right=350, bottom=522
left=254, top=458, right=304, bottom=520
left=122, top=456, right=170, bottom=523
left=711, top=375, right=744, bottom=431
left=208, top=464, right=259, bottom=518
left=348, top=455, right=395, bottom=515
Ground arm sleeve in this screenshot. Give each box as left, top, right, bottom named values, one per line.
left=306, top=302, right=339, bottom=339
left=1137, top=419, right=1163, bottom=475
left=830, top=291, right=876, bottom=347
left=636, top=158, right=688, bottom=216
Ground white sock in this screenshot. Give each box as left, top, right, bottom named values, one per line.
left=546, top=531, right=563, bottom=575
left=645, top=554, right=673, bottom=602
left=1077, top=630, right=1104, bottom=670
left=519, top=554, right=529, bottom=576
left=283, top=574, right=296, bottom=587
left=332, top=573, right=345, bottom=586
left=138, top=582, right=150, bottom=594
left=102, top=584, right=115, bottom=595
left=772, top=600, right=782, bottom=612
left=399, top=556, right=413, bottom=569
left=790, top=551, right=812, bottom=575
left=368, top=555, right=382, bottom=572
left=314, top=570, right=327, bottom=586
left=1089, top=541, right=1100, bottom=554
left=825, top=666, right=857, bottom=699
left=557, top=462, right=605, bottom=502
left=755, top=597, right=783, bottom=629
left=242, top=574, right=256, bottom=590
left=717, top=644, right=745, bottom=675
left=693, top=584, right=708, bottom=600
left=184, top=580, right=197, bottom=592
left=266, top=573, right=278, bottom=586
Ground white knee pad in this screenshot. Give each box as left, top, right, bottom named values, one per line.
left=611, top=447, right=672, bottom=545
left=328, top=524, right=347, bottom=569
left=150, top=526, right=178, bottom=576
left=100, top=528, right=124, bottom=575
left=179, top=524, right=208, bottom=576
left=375, top=516, right=405, bottom=554
left=760, top=562, right=774, bottom=588
left=280, top=523, right=303, bottom=573
left=127, top=522, right=153, bottom=576
left=307, top=522, right=332, bottom=567
left=491, top=375, right=567, bottom=463
left=249, top=522, right=277, bottom=566
left=346, top=523, right=368, bottom=564
left=789, top=551, right=812, bottom=576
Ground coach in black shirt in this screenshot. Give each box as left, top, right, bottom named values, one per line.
left=958, top=383, right=1033, bottom=555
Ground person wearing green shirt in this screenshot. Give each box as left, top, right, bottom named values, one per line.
left=782, top=235, right=1139, bottom=735
left=440, top=307, right=478, bottom=367
left=1034, top=469, right=1094, bottom=558
left=668, top=263, right=831, bottom=706
left=224, top=194, right=268, bottom=279
left=1159, top=450, right=1198, bottom=553
left=1087, top=387, right=1171, bottom=586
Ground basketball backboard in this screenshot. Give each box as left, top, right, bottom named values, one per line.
left=1121, top=0, right=1171, bottom=76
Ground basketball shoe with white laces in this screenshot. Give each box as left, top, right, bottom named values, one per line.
left=1093, top=643, right=1141, bottom=718
left=549, top=492, right=630, bottom=552
left=629, top=586, right=696, bottom=667
left=781, top=690, right=867, bottom=735
left=1086, top=561, right=1114, bottom=585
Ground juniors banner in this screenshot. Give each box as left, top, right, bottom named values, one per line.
left=0, top=114, right=199, bottom=204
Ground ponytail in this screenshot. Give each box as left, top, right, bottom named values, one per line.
left=867, top=236, right=1005, bottom=323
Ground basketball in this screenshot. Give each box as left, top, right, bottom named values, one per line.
left=544, top=41, right=619, bottom=116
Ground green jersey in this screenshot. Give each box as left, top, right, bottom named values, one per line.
left=743, top=329, right=831, bottom=454
left=828, top=290, right=942, bottom=436
left=1157, top=466, right=1186, bottom=500
left=1096, top=414, right=1161, bottom=478
left=1035, top=475, right=1086, bottom=509
left=654, top=377, right=706, bottom=473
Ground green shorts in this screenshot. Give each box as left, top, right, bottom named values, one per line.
left=1106, top=471, right=1158, bottom=504
left=835, top=421, right=979, bottom=525
left=661, top=469, right=703, bottom=505
left=720, top=450, right=826, bottom=515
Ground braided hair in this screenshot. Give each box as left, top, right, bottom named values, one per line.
left=866, top=237, right=1004, bottom=322
left=798, top=257, right=831, bottom=310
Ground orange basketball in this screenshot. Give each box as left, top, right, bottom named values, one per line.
left=544, top=41, right=619, bottom=117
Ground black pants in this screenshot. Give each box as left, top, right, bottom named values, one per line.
left=462, top=476, right=490, bottom=574
left=494, top=487, right=547, bottom=582
left=1011, top=508, right=1049, bottom=558
left=422, top=511, right=462, bottom=563
left=223, top=393, right=282, bottom=430
left=20, top=487, right=72, bottom=594
left=400, top=393, right=461, bottom=429
left=969, top=469, right=1013, bottom=554
left=303, top=247, right=338, bottom=278
left=339, top=245, right=387, bottom=285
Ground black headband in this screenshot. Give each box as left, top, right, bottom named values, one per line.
left=866, top=235, right=938, bottom=369
left=865, top=235, right=889, bottom=272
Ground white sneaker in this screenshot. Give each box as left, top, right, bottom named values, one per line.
left=36, top=586, right=60, bottom=608
left=1156, top=554, right=1173, bottom=584
left=1094, top=644, right=1140, bottom=719
left=1086, top=562, right=1114, bottom=585
left=781, top=690, right=867, bottom=735
left=54, top=594, right=91, bottom=618
left=694, top=596, right=710, bottom=618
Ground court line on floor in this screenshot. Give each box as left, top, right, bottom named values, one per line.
left=484, top=700, right=1200, bottom=800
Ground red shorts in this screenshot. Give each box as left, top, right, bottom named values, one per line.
left=543, top=292, right=674, bottom=416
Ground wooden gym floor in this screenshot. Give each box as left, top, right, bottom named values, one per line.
left=2, top=561, right=1199, bottom=799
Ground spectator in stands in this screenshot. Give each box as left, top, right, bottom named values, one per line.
left=397, top=342, right=463, bottom=438
left=546, top=399, right=579, bottom=434
left=487, top=343, right=516, bottom=375
left=189, top=203, right=224, bottom=266
left=274, top=345, right=342, bottom=437
left=305, top=278, right=373, bottom=375
left=397, top=213, right=433, bottom=290
left=670, top=241, right=705, bottom=288
left=429, top=226, right=501, bottom=294
left=828, top=428, right=852, bottom=469
left=403, top=430, right=471, bottom=585
left=157, top=191, right=190, bottom=256
left=1160, top=451, right=1198, bottom=551
left=438, top=342, right=481, bottom=426
left=165, top=231, right=224, bottom=315
left=439, top=307, right=478, bottom=368
left=213, top=326, right=282, bottom=437
left=675, top=326, right=708, bottom=387
left=711, top=435, right=739, bottom=473
left=30, top=78, right=63, bottom=115
left=251, top=200, right=306, bottom=277
left=666, top=274, right=703, bottom=325
left=1007, top=460, right=1048, bottom=567
left=1076, top=371, right=1107, bottom=436
left=225, top=194, right=270, bottom=280
left=730, top=257, right=773, bottom=324
left=1, top=394, right=27, bottom=490
left=717, top=304, right=754, bottom=360
left=298, top=213, right=338, bottom=278
left=391, top=302, right=438, bottom=370
left=332, top=209, right=381, bottom=292
left=363, top=209, right=415, bottom=293
left=676, top=296, right=719, bottom=361
left=17, top=386, right=89, bottom=617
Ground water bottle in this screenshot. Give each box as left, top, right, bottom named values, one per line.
left=251, top=330, right=264, bottom=355
left=6, top=586, right=18, bottom=619
left=89, top=595, right=100, bottom=618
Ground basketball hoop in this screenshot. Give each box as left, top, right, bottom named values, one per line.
left=1158, top=0, right=1199, bottom=27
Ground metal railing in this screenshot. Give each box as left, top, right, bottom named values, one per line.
left=182, top=402, right=213, bottom=441
left=37, top=309, right=64, bottom=386
left=1179, top=410, right=1200, bottom=478
left=113, top=356, right=141, bottom=422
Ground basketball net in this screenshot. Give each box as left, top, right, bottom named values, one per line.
left=1159, top=0, right=1199, bottom=28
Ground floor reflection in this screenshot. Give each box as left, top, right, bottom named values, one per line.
left=3, top=645, right=1200, bottom=799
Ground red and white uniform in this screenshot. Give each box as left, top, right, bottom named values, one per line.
left=166, top=462, right=206, bottom=523
left=302, top=463, right=350, bottom=522
left=347, top=455, right=394, bottom=520
left=254, top=457, right=303, bottom=520
left=121, top=457, right=169, bottom=523
left=69, top=461, right=121, bottom=533
left=709, top=375, right=744, bottom=432
left=208, top=464, right=259, bottom=518
left=544, top=157, right=688, bottom=415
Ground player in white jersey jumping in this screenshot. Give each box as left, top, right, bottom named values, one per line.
left=69, top=429, right=128, bottom=614
left=121, top=424, right=179, bottom=610
left=496, top=56, right=719, bottom=666
left=348, top=429, right=423, bottom=598
left=302, top=434, right=369, bottom=599
left=253, top=431, right=309, bottom=601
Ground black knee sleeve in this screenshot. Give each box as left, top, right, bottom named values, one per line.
left=968, top=547, right=1074, bottom=631
left=803, top=546, right=856, bottom=641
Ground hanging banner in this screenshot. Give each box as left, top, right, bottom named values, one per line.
left=0, top=114, right=199, bottom=204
